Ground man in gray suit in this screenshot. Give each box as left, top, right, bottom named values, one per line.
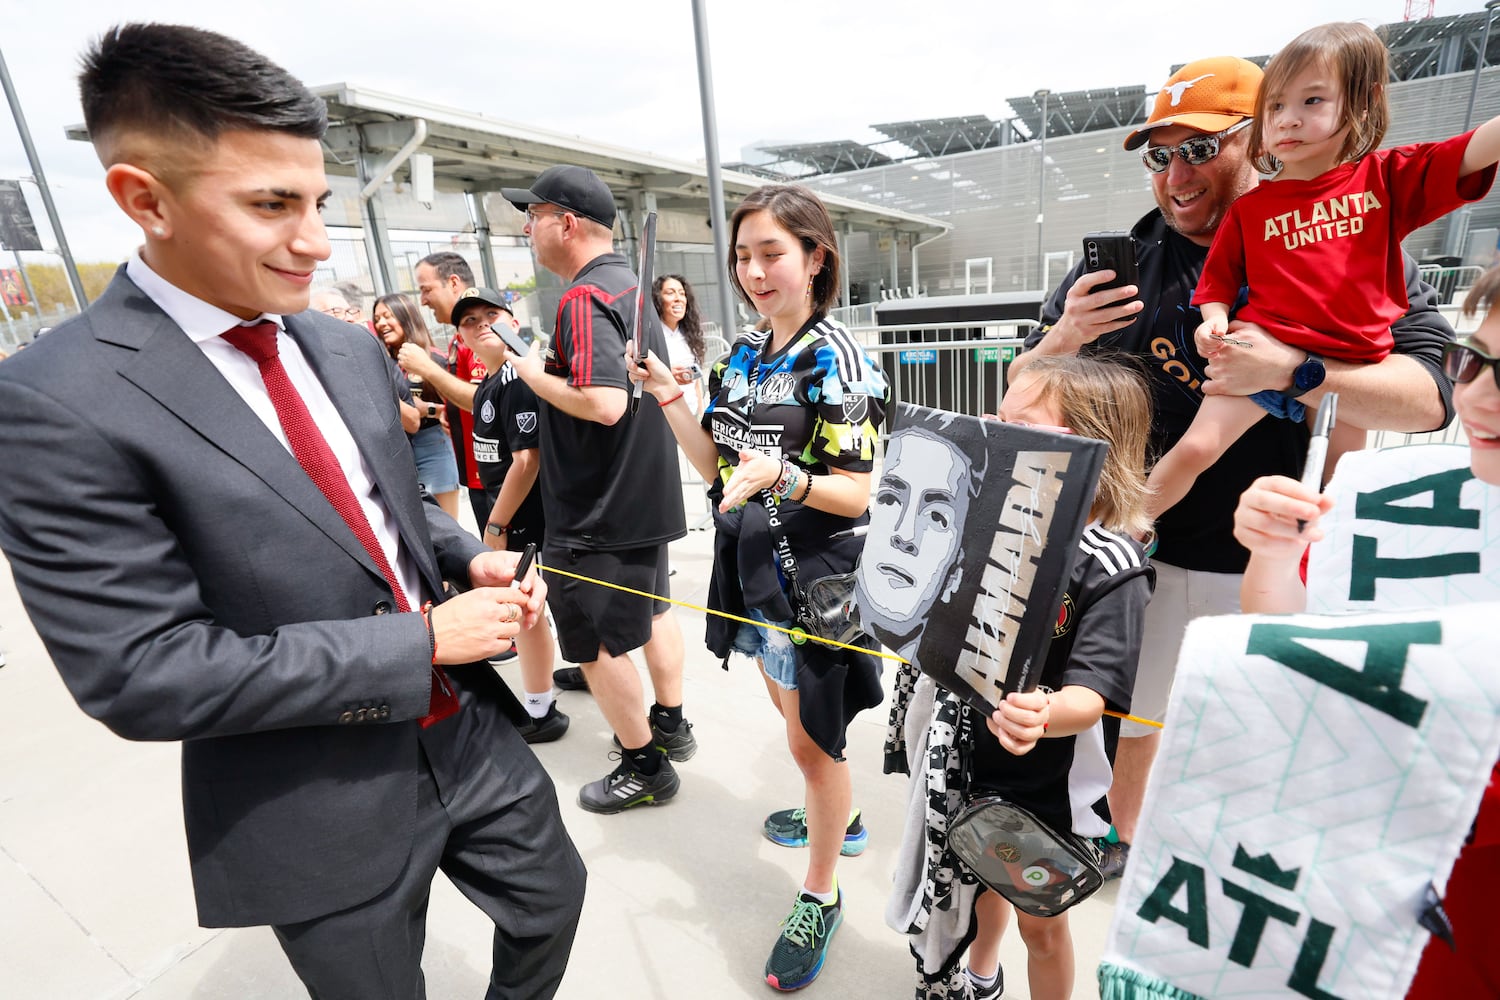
left=0, top=24, right=584, bottom=999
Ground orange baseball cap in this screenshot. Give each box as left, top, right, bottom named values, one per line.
left=1123, top=56, right=1263, bottom=150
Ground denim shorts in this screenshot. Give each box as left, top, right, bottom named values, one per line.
left=732, top=608, right=799, bottom=690
left=1249, top=388, right=1306, bottom=423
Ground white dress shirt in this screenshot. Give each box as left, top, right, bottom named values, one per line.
left=126, top=253, right=421, bottom=607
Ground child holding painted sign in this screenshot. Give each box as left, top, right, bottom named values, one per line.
left=1146, top=20, right=1500, bottom=522
left=886, top=354, right=1156, bottom=1000
left=1233, top=266, right=1500, bottom=996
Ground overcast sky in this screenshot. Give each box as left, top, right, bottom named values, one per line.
left=0, top=0, right=1491, bottom=260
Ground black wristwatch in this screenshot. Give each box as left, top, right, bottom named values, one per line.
left=1288, top=353, right=1326, bottom=398
left=426, top=403, right=438, bottom=417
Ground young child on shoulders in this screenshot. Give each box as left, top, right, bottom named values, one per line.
left=1147, top=20, right=1500, bottom=519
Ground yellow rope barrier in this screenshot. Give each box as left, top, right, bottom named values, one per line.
left=536, top=560, right=1166, bottom=730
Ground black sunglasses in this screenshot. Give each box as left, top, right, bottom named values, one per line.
left=1141, top=119, right=1252, bottom=173
left=1442, top=339, right=1500, bottom=390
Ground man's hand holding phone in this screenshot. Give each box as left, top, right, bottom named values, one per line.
left=1045, top=268, right=1144, bottom=353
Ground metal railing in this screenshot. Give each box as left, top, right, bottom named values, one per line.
left=847, top=321, right=1038, bottom=418
left=1, top=304, right=77, bottom=352
left=1418, top=264, right=1485, bottom=306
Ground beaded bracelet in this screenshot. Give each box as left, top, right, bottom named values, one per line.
left=796, top=472, right=812, bottom=503
left=772, top=459, right=799, bottom=501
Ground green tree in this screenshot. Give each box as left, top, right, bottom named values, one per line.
left=15, top=262, right=116, bottom=316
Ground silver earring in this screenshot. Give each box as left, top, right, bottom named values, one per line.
left=151, top=226, right=166, bottom=238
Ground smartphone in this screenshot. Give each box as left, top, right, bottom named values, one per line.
left=1081, top=231, right=1139, bottom=295
left=496, top=324, right=529, bottom=359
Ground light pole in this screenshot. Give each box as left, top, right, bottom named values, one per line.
left=1034, top=89, right=1050, bottom=291
left=691, top=0, right=739, bottom=342
left=0, top=46, right=88, bottom=308
left=1465, top=0, right=1500, bottom=132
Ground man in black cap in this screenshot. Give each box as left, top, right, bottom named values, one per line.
left=502, top=165, right=695, bottom=813
left=450, top=287, right=570, bottom=744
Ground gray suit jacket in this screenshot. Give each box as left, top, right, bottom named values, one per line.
left=0, top=270, right=493, bottom=927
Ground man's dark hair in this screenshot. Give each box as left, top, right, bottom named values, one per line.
left=418, top=252, right=475, bottom=287
left=79, top=24, right=327, bottom=150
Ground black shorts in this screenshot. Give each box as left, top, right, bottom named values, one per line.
left=543, top=543, right=670, bottom=664
left=504, top=518, right=545, bottom=553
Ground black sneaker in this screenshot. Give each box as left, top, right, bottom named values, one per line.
left=915, top=969, right=976, bottom=1000
left=651, top=717, right=697, bottom=761
left=1094, top=838, right=1129, bottom=881
left=968, top=966, right=1004, bottom=1000
left=553, top=666, right=588, bottom=691
left=515, top=703, right=569, bottom=744
left=577, top=753, right=679, bottom=814
left=612, top=718, right=698, bottom=762
left=765, top=887, right=843, bottom=991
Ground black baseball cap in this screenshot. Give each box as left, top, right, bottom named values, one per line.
left=449, top=287, right=514, bottom=328
left=502, top=165, right=617, bottom=229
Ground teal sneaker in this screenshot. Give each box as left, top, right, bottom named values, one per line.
left=763, top=806, right=868, bottom=856
left=765, top=888, right=843, bottom=991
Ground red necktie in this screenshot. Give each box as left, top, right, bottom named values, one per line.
left=222, top=321, right=459, bottom=726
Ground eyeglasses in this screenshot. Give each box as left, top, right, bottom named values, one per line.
left=525, top=208, right=570, bottom=226
left=1141, top=119, right=1252, bottom=174
left=318, top=305, right=353, bottom=318
left=1442, top=339, right=1500, bottom=390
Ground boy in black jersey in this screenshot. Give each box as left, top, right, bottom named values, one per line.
left=453, top=289, right=568, bottom=744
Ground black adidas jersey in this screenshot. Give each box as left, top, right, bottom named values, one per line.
left=471, top=362, right=544, bottom=536
left=969, top=524, right=1155, bottom=836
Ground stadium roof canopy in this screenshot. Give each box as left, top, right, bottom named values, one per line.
left=67, top=83, right=946, bottom=294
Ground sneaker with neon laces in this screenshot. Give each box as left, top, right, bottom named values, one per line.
left=577, top=752, right=679, bottom=814
left=765, top=888, right=843, bottom=991
left=1094, top=837, right=1129, bottom=881
left=763, top=807, right=868, bottom=857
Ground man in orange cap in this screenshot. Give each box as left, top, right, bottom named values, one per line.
left=1010, top=55, right=1457, bottom=881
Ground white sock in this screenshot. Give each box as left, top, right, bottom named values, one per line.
left=800, top=882, right=838, bottom=905
left=524, top=690, right=554, bottom=719
left=967, top=966, right=998, bottom=990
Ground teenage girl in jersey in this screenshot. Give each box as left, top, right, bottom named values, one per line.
left=631, top=184, right=888, bottom=992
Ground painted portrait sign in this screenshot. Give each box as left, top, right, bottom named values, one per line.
left=854, top=402, right=1107, bottom=713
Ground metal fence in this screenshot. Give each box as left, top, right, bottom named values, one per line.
left=1418, top=264, right=1487, bottom=307
left=1, top=303, right=76, bottom=352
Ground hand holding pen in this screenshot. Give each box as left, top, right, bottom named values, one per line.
left=1297, top=393, right=1338, bottom=532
